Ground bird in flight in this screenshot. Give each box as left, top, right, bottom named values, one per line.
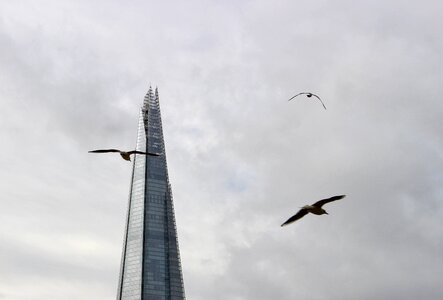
left=281, top=195, right=345, bottom=226
left=88, top=149, right=161, bottom=161
left=288, top=92, right=327, bottom=110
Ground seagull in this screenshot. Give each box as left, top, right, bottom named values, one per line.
left=281, top=195, right=345, bottom=226
left=88, top=149, right=161, bottom=161
left=288, top=92, right=327, bottom=110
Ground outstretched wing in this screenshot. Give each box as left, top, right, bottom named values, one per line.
left=312, top=195, right=346, bottom=208
left=147, top=152, right=161, bottom=156
left=127, top=150, right=147, bottom=155
left=281, top=208, right=309, bottom=226
left=127, top=150, right=161, bottom=156
left=89, top=149, right=121, bottom=153
left=311, top=94, right=327, bottom=110
left=288, top=92, right=308, bottom=101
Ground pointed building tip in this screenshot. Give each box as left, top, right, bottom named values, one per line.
left=154, top=86, right=160, bottom=101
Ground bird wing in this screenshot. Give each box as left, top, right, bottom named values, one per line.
left=288, top=92, right=308, bottom=101
left=127, top=150, right=160, bottom=156
left=89, top=149, right=121, bottom=153
left=147, top=152, right=161, bottom=156
left=281, top=208, right=309, bottom=226
left=127, top=150, right=161, bottom=156
left=311, top=94, right=327, bottom=110
left=127, top=150, right=147, bottom=155
left=312, top=195, right=346, bottom=208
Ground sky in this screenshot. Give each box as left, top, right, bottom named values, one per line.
left=0, top=0, right=442, bottom=299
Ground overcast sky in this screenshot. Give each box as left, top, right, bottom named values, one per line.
left=1, top=0, right=442, bottom=299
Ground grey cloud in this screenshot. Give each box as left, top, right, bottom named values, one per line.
left=1, top=0, right=442, bottom=299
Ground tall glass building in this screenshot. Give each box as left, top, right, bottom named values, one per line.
left=117, top=87, right=186, bottom=300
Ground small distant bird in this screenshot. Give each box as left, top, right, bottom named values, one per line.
left=88, top=149, right=161, bottom=161
left=288, top=92, right=327, bottom=110
left=281, top=195, right=345, bottom=226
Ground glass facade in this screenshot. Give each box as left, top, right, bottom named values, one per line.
left=117, top=88, right=186, bottom=300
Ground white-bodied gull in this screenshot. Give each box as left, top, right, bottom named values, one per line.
left=281, top=195, right=345, bottom=226
left=88, top=149, right=161, bottom=161
left=288, top=92, right=327, bottom=110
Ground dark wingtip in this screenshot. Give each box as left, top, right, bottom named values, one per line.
left=148, top=152, right=161, bottom=156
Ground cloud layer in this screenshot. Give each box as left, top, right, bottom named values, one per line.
left=1, top=1, right=442, bottom=299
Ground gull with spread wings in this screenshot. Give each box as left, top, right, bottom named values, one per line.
left=88, top=149, right=161, bottom=161
left=281, top=195, right=345, bottom=226
left=288, top=92, right=327, bottom=110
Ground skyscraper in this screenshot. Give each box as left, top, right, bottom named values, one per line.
left=117, top=87, right=186, bottom=300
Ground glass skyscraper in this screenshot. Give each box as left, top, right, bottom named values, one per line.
left=117, top=87, right=186, bottom=300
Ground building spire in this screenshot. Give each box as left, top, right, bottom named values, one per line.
left=117, top=87, right=186, bottom=300
left=143, top=86, right=154, bottom=111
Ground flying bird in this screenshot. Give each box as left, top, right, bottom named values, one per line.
left=88, top=149, right=161, bottom=161
left=288, top=92, right=327, bottom=110
left=281, top=195, right=345, bottom=226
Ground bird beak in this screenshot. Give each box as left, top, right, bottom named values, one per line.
left=325, top=212, right=329, bottom=215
